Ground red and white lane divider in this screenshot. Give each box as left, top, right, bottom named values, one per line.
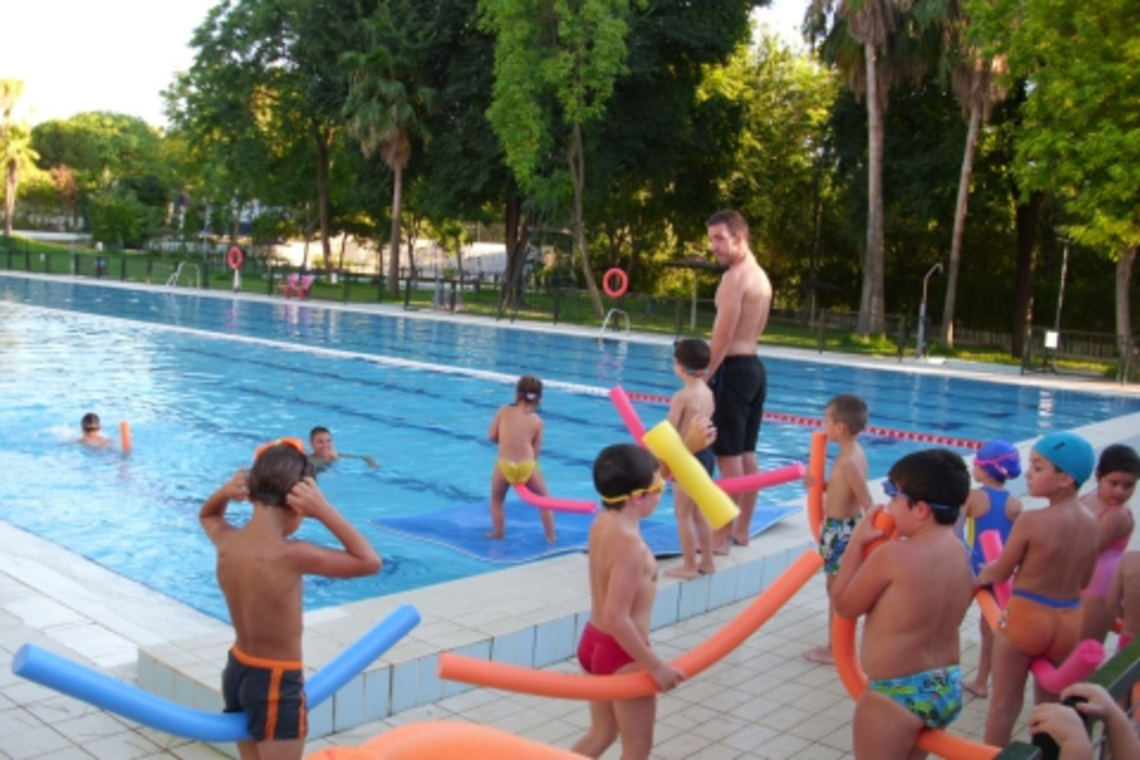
left=623, top=390, right=983, bottom=450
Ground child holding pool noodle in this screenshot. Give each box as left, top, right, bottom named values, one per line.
left=487, top=375, right=556, bottom=542
left=961, top=439, right=1024, bottom=698
left=664, top=338, right=717, bottom=580
left=571, top=444, right=685, bottom=760
left=78, top=412, right=111, bottom=448
left=803, top=394, right=875, bottom=666
left=977, top=431, right=1099, bottom=747
left=832, top=448, right=974, bottom=760
left=200, top=442, right=382, bottom=759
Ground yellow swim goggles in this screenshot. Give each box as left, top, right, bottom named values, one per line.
left=601, top=476, right=667, bottom=505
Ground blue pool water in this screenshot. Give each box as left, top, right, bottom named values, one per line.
left=2, top=274, right=1137, bottom=620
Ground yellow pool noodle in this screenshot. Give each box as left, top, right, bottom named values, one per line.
left=642, top=420, right=740, bottom=531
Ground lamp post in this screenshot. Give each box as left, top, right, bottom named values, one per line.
left=1054, top=239, right=1070, bottom=334
left=917, top=262, right=943, bottom=358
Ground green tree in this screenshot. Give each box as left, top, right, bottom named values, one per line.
left=1, top=80, right=40, bottom=237
left=480, top=0, right=641, bottom=318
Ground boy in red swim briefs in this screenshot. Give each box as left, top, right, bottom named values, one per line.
left=977, top=431, right=1099, bottom=746
left=571, top=444, right=686, bottom=760
left=200, top=442, right=382, bottom=759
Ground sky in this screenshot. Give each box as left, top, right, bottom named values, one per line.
left=1, top=0, right=806, bottom=129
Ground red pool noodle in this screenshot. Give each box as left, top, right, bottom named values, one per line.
left=832, top=514, right=1001, bottom=760
left=119, top=420, right=132, bottom=453
left=438, top=549, right=823, bottom=700
left=979, top=530, right=1105, bottom=692
left=608, top=386, right=647, bottom=445
left=513, top=484, right=597, bottom=514
left=715, top=462, right=805, bottom=495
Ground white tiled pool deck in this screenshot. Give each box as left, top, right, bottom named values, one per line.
left=4, top=286, right=1140, bottom=759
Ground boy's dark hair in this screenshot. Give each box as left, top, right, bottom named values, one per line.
left=516, top=375, right=543, bottom=403
left=593, top=443, right=658, bottom=510
left=705, top=209, right=750, bottom=244
left=81, top=412, right=101, bottom=432
left=309, top=425, right=330, bottom=442
left=828, top=394, right=868, bottom=434
left=1096, top=444, right=1140, bottom=479
left=888, top=449, right=970, bottom=526
left=674, top=338, right=710, bottom=374
left=249, top=444, right=314, bottom=508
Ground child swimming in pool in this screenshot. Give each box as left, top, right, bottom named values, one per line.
left=803, top=393, right=875, bottom=665
left=78, top=412, right=110, bottom=447
left=1079, top=444, right=1137, bottom=644
left=962, top=439, right=1024, bottom=698
left=487, top=374, right=556, bottom=542
left=832, top=448, right=973, bottom=759
left=571, top=443, right=685, bottom=760
left=978, top=431, right=1099, bottom=746
left=308, top=426, right=379, bottom=470
left=200, top=442, right=382, bottom=760
left=664, top=338, right=717, bottom=580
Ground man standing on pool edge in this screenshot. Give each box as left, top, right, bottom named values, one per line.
left=706, top=209, right=772, bottom=554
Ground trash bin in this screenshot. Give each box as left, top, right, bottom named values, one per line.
left=94, top=257, right=107, bottom=278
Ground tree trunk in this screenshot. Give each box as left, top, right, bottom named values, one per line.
left=313, top=125, right=333, bottom=275
left=1010, top=191, right=1044, bottom=359
left=4, top=158, right=15, bottom=237
left=387, top=162, right=404, bottom=295
left=1116, top=245, right=1135, bottom=365
left=568, top=122, right=603, bottom=318
left=941, top=104, right=982, bottom=348
left=858, top=42, right=886, bottom=337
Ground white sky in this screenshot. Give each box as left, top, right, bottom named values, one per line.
left=0, top=0, right=805, bottom=129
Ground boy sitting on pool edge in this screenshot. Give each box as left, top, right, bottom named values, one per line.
left=572, top=443, right=685, bottom=759
left=200, top=442, right=382, bottom=759
left=832, top=448, right=974, bottom=759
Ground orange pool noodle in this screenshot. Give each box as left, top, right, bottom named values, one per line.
left=438, top=549, right=823, bottom=700
left=341, top=721, right=581, bottom=759
left=119, top=420, right=131, bottom=453
left=806, top=431, right=826, bottom=542
left=831, top=512, right=1001, bottom=760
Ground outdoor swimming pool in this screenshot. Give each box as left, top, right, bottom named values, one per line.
left=3, top=273, right=1138, bottom=621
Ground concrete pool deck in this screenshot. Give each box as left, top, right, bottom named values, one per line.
left=3, top=278, right=1140, bottom=758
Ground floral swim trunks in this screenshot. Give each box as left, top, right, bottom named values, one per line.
left=868, top=665, right=962, bottom=729
left=819, top=516, right=859, bottom=575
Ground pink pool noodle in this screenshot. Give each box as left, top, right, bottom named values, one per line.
left=513, top=484, right=598, bottom=514
left=715, top=462, right=805, bottom=495
left=609, top=386, right=647, bottom=445
left=980, top=529, right=1105, bottom=692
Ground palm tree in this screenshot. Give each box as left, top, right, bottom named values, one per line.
left=342, top=19, right=435, bottom=297
left=1, top=79, right=38, bottom=238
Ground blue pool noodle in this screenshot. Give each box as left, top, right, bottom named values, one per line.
left=11, top=603, right=420, bottom=743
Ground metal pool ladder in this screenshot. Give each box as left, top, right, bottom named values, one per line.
left=600, top=308, right=630, bottom=336
left=165, top=262, right=200, bottom=288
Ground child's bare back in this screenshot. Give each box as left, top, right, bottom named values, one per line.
left=997, top=499, right=1098, bottom=602
left=825, top=442, right=871, bottom=521
left=487, top=375, right=554, bottom=541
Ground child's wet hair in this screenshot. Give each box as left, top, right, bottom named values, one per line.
left=248, top=444, right=314, bottom=508
left=516, top=375, right=543, bottom=403
left=1096, top=444, right=1140, bottom=479
left=309, top=425, right=330, bottom=442
left=593, top=443, right=658, bottom=510
left=827, top=394, right=868, bottom=434
left=81, top=412, right=101, bottom=432
left=674, top=338, right=710, bottom=374
left=888, top=448, right=970, bottom=525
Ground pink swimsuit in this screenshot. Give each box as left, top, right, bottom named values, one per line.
left=1085, top=506, right=1131, bottom=599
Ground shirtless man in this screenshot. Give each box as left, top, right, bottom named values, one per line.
left=705, top=209, right=773, bottom=552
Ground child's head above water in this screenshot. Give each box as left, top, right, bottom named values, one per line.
left=886, top=448, right=970, bottom=526
left=673, top=338, right=710, bottom=376
left=826, top=394, right=868, bottom=435
left=1033, top=431, right=1095, bottom=489
left=516, top=375, right=542, bottom=404
left=974, top=439, right=1022, bottom=483
left=248, top=442, right=315, bottom=508
left=593, top=443, right=661, bottom=510
left=81, top=412, right=101, bottom=432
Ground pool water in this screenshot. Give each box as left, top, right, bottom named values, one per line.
left=2, top=274, right=1137, bottom=620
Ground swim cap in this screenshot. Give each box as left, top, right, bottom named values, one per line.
left=975, top=439, right=1021, bottom=482
left=1033, top=432, right=1095, bottom=487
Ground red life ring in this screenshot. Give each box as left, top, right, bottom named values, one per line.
left=602, top=267, right=628, bottom=298
left=227, top=246, right=244, bottom=270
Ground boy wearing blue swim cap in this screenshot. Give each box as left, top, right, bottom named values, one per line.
left=978, top=431, right=1099, bottom=747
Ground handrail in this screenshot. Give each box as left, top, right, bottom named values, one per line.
left=165, top=262, right=200, bottom=288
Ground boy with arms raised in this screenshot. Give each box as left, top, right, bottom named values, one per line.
left=665, top=338, right=717, bottom=579
left=833, top=448, right=974, bottom=759
left=978, top=431, right=1099, bottom=746
left=572, top=444, right=686, bottom=759
left=200, top=442, right=382, bottom=760
left=803, top=393, right=875, bottom=665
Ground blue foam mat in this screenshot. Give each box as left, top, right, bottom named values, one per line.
left=371, top=500, right=799, bottom=565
